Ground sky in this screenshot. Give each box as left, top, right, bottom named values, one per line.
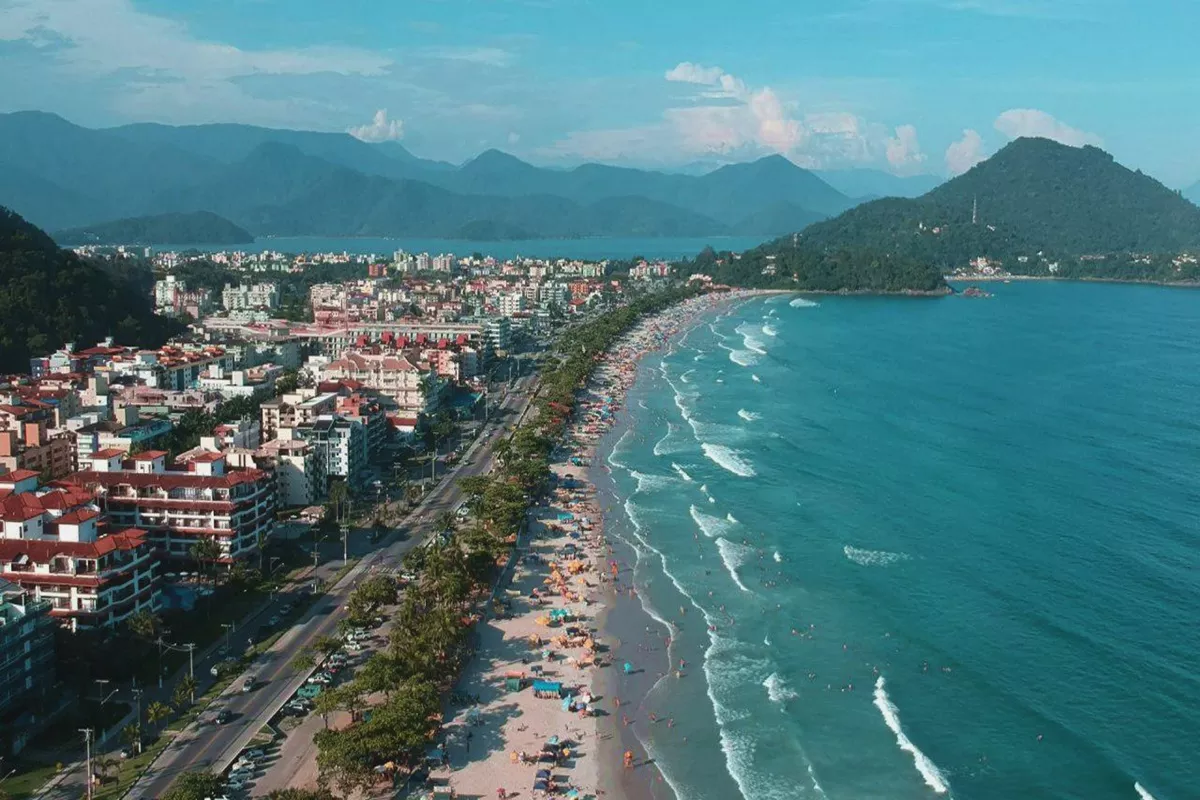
left=1, top=0, right=1198, bottom=186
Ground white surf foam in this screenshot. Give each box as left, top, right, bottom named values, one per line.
left=873, top=676, right=951, bottom=795
left=735, top=322, right=769, bottom=355
left=773, top=551, right=782, bottom=563
left=737, top=408, right=761, bottom=422
left=844, top=545, right=911, bottom=567
left=762, top=323, right=778, bottom=337
left=789, top=297, right=819, bottom=308
left=631, top=469, right=674, bottom=493
left=608, top=427, right=633, bottom=469
left=752, top=374, right=761, bottom=383
left=729, top=349, right=759, bottom=367
left=726, top=513, right=738, bottom=524
left=1134, top=782, right=1157, bottom=800
left=667, top=462, right=696, bottom=482
left=702, top=443, right=757, bottom=477
left=707, top=322, right=730, bottom=341
left=716, top=537, right=751, bottom=593
left=680, top=369, right=695, bottom=384
left=690, top=505, right=735, bottom=539
left=763, top=672, right=797, bottom=704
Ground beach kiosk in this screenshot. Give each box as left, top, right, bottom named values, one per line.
left=532, top=679, right=563, bottom=699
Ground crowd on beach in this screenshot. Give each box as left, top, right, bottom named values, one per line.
left=432, top=290, right=747, bottom=800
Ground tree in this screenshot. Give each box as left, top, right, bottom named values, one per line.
left=327, top=479, right=349, bottom=523
left=161, top=771, right=226, bottom=800
left=312, top=635, right=343, bottom=658
left=189, top=537, right=223, bottom=581
left=146, top=700, right=172, bottom=733
left=126, top=610, right=163, bottom=641
left=265, top=791, right=336, bottom=800
left=173, top=675, right=197, bottom=709
left=120, top=723, right=141, bottom=752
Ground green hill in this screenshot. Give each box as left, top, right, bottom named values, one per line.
left=799, top=138, right=1200, bottom=270
left=54, top=211, right=253, bottom=246
left=0, top=206, right=180, bottom=373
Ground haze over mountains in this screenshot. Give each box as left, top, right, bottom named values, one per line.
left=0, top=111, right=939, bottom=243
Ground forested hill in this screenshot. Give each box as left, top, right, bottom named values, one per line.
left=0, top=206, right=180, bottom=372
left=682, top=241, right=947, bottom=293
left=795, top=137, right=1200, bottom=271
left=54, top=211, right=254, bottom=245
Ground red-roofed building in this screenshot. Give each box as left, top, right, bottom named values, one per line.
left=59, top=452, right=276, bottom=566
left=320, top=350, right=444, bottom=414
left=0, top=481, right=159, bottom=631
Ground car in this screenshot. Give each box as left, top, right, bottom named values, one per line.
left=240, top=748, right=265, bottom=761
left=210, top=658, right=239, bottom=678
left=231, top=758, right=256, bottom=771
left=241, top=676, right=256, bottom=693
left=228, top=769, right=254, bottom=781
left=215, top=710, right=232, bottom=724
left=344, top=641, right=364, bottom=653
left=224, top=778, right=248, bottom=792
left=267, top=615, right=280, bottom=626
left=280, top=604, right=293, bottom=615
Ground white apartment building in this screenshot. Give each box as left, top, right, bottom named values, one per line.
left=498, top=292, right=526, bottom=317
left=222, top=282, right=280, bottom=311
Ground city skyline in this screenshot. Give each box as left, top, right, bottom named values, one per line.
left=2, top=0, right=1198, bottom=185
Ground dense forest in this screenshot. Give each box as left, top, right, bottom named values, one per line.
left=54, top=211, right=254, bottom=246
left=794, top=138, right=1200, bottom=275
left=0, top=206, right=181, bottom=372
left=682, top=242, right=947, bottom=293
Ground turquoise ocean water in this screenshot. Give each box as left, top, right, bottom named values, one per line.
left=601, top=282, right=1199, bottom=800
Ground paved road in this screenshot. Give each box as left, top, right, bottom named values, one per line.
left=127, top=375, right=537, bottom=800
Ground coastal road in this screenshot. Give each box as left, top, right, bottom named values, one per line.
left=127, top=375, right=538, bottom=800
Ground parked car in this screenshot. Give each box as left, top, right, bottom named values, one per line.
left=280, top=604, right=293, bottom=615
left=240, top=748, right=265, bottom=761
left=344, top=641, right=364, bottom=653
left=267, top=615, right=280, bottom=626
left=241, top=676, right=256, bottom=693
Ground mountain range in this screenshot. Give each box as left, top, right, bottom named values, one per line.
left=0, top=111, right=938, bottom=242
left=55, top=211, right=253, bottom=246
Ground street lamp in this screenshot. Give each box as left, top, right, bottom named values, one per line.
left=221, top=622, right=235, bottom=652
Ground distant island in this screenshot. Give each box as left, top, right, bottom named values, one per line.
left=54, top=211, right=254, bottom=246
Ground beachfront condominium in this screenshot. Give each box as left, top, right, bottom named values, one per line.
left=0, top=579, right=57, bottom=756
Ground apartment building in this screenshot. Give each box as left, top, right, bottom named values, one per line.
left=0, top=474, right=159, bottom=632
left=260, top=390, right=337, bottom=441
left=222, top=282, right=279, bottom=311
left=319, top=351, right=440, bottom=415
left=61, top=451, right=275, bottom=565
left=0, top=580, right=56, bottom=755
left=295, top=416, right=368, bottom=491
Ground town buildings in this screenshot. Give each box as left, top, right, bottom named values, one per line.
left=0, top=579, right=57, bottom=755
left=61, top=450, right=275, bottom=566
left=0, top=471, right=160, bottom=632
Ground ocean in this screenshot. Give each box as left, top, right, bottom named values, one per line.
left=598, top=282, right=1200, bottom=800
left=178, top=235, right=768, bottom=260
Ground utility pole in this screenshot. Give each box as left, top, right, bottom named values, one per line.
left=131, top=686, right=143, bottom=754
left=221, top=622, right=234, bottom=652
left=79, top=728, right=93, bottom=800
left=185, top=643, right=196, bottom=702
left=341, top=524, right=349, bottom=563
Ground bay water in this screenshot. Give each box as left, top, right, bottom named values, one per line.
left=600, top=282, right=1199, bottom=800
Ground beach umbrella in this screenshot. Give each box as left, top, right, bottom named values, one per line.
left=623, top=661, right=633, bottom=674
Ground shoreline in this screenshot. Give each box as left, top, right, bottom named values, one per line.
left=583, top=290, right=763, bottom=800
left=946, top=274, right=1200, bottom=289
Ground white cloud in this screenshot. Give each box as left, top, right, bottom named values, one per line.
left=348, top=109, right=404, bottom=142
left=664, top=62, right=725, bottom=86
left=945, top=128, right=987, bottom=174
left=993, top=108, right=1101, bottom=147
left=420, top=46, right=513, bottom=67
left=886, top=124, right=927, bottom=171
left=0, top=0, right=390, bottom=79
left=552, top=61, right=923, bottom=171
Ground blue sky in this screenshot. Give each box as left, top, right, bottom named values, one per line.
left=2, top=0, right=1198, bottom=185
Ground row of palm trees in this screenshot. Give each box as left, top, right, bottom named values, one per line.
left=310, top=289, right=695, bottom=795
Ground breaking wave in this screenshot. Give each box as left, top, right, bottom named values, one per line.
left=702, top=443, right=757, bottom=477
left=671, top=463, right=693, bottom=482
left=1134, top=782, right=1158, bottom=800
left=690, top=505, right=736, bottom=539
left=716, top=537, right=751, bottom=593
left=789, top=297, right=819, bottom=308
left=631, top=469, right=674, bottom=494
left=873, top=676, right=950, bottom=795
left=763, top=672, right=797, bottom=704
left=844, top=545, right=911, bottom=567
left=737, top=409, right=761, bottom=422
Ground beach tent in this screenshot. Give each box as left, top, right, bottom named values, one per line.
left=505, top=676, right=524, bottom=692
left=532, top=680, right=563, bottom=697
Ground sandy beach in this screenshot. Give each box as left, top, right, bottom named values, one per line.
left=438, top=290, right=755, bottom=800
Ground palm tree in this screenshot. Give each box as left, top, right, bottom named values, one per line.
left=327, top=479, right=349, bottom=524
left=126, top=610, right=162, bottom=642
left=189, top=537, right=223, bottom=582
left=146, top=700, right=172, bottom=733
left=434, top=511, right=456, bottom=534
left=173, top=675, right=198, bottom=709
